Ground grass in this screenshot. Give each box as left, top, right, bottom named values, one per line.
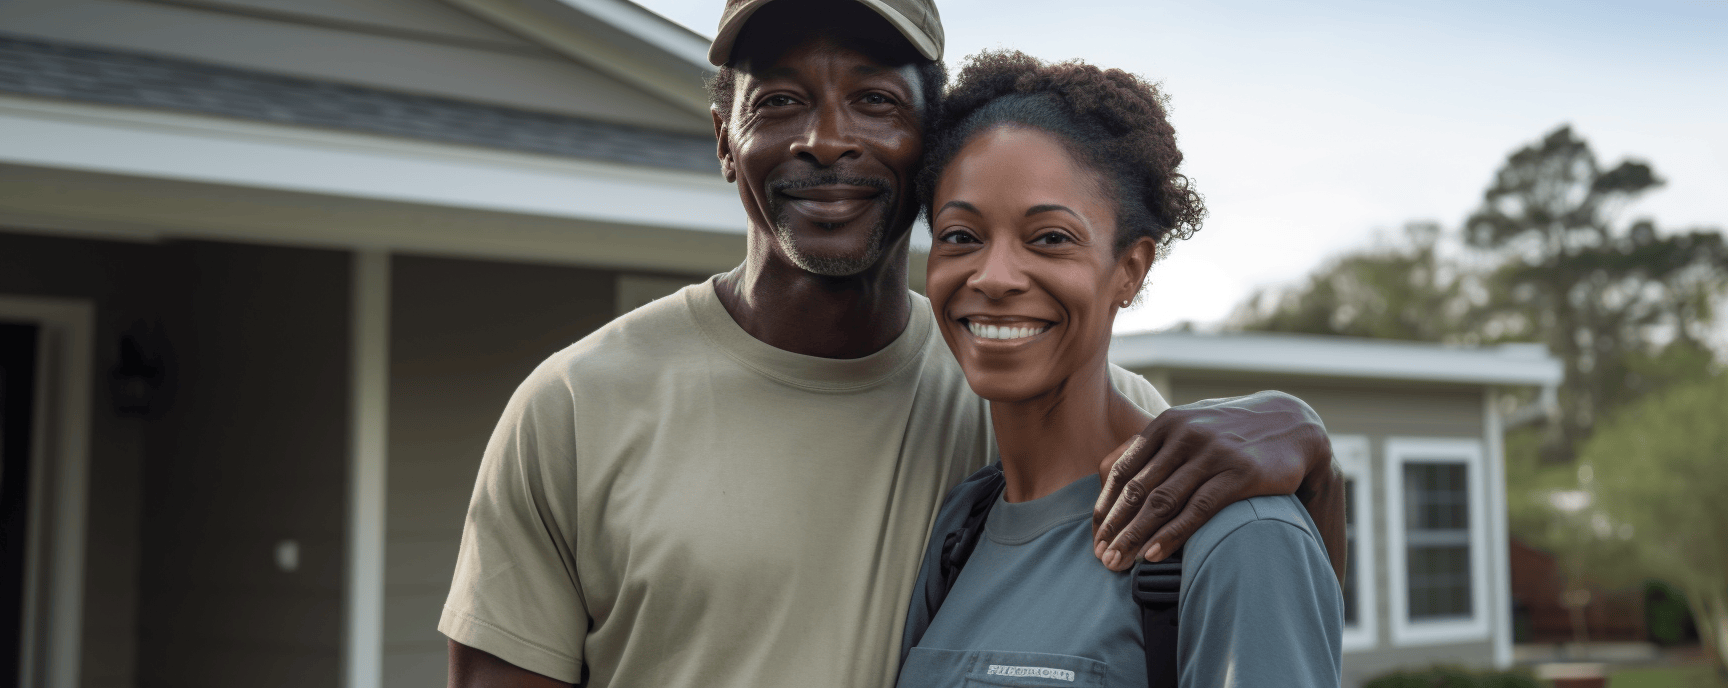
left=1610, top=666, right=1728, bottom=688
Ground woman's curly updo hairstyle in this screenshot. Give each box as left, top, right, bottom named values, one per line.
left=917, top=50, right=1205, bottom=256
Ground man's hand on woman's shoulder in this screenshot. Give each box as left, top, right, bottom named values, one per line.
left=1090, top=390, right=1346, bottom=579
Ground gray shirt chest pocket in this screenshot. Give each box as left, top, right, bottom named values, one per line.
left=899, top=648, right=1109, bottom=688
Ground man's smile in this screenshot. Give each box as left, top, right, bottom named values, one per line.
left=778, top=184, right=884, bottom=224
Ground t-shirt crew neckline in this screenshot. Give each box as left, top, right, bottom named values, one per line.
left=686, top=277, right=934, bottom=392
left=984, top=474, right=1102, bottom=545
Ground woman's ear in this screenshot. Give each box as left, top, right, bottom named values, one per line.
left=713, top=109, right=736, bottom=183
left=1114, top=237, right=1158, bottom=308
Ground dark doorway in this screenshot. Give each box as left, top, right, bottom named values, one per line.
left=0, top=321, right=39, bottom=683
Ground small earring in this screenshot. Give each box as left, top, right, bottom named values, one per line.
left=1119, top=299, right=1131, bottom=307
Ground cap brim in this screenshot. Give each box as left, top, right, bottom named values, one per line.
left=707, top=0, right=941, bottom=66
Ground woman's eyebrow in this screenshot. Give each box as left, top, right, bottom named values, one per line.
left=938, top=200, right=981, bottom=215
left=1026, top=204, right=1081, bottom=219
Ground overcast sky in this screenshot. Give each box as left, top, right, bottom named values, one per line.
left=634, top=0, right=1728, bottom=332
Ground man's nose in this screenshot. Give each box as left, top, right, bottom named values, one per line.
left=788, top=104, right=861, bottom=167
left=968, top=243, right=1031, bottom=300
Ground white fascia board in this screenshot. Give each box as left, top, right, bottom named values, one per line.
left=1110, top=331, right=1562, bottom=387
left=556, top=0, right=713, bottom=67
left=0, top=95, right=745, bottom=236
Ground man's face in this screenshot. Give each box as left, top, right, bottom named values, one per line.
left=715, top=37, right=924, bottom=277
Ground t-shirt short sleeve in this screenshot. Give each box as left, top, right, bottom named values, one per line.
left=1177, top=496, right=1342, bottom=687
left=1107, top=364, right=1171, bottom=417
left=440, top=359, right=588, bottom=684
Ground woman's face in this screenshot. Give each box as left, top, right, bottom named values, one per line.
left=927, top=125, right=1154, bottom=403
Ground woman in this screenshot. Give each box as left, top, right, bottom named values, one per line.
left=896, top=51, right=1342, bottom=687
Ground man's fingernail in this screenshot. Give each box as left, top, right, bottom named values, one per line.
left=1103, top=549, right=1121, bottom=570
left=1094, top=540, right=1106, bottom=559
left=1145, top=542, right=1163, bottom=562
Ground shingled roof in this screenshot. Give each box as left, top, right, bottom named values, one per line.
left=0, top=34, right=718, bottom=174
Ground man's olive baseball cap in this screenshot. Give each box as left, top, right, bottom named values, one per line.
left=706, top=0, right=944, bottom=66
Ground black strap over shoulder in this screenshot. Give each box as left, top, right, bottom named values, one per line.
left=1133, top=550, right=1183, bottom=688
left=928, top=469, right=1005, bottom=617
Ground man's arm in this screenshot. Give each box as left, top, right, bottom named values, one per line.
left=450, top=640, right=573, bottom=688
left=1090, top=391, right=1346, bottom=580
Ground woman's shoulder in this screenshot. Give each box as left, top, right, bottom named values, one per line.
left=1182, top=495, right=1323, bottom=575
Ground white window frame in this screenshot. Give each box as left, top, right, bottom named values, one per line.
left=1331, top=434, right=1376, bottom=652
left=1384, top=437, right=1491, bottom=646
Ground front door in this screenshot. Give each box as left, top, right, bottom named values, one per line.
left=0, top=322, right=39, bottom=682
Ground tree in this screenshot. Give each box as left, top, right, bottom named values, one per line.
left=1464, top=126, right=1728, bottom=462
left=1228, top=222, right=1470, bottom=342
left=1236, top=126, right=1728, bottom=463
left=1578, top=371, right=1728, bottom=674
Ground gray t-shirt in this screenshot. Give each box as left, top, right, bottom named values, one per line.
left=899, top=475, right=1341, bottom=688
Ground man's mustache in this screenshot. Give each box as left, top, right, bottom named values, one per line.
left=768, top=173, right=893, bottom=198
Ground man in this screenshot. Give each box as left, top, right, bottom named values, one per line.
left=444, top=1, right=1343, bottom=686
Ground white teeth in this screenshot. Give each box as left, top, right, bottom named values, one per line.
left=966, top=321, right=1049, bottom=340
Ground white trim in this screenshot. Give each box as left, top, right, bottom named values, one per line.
left=0, top=295, right=94, bottom=688
left=1383, top=437, right=1492, bottom=646
left=1484, top=391, right=1514, bottom=667
left=1331, top=434, right=1377, bottom=652
left=1110, top=331, right=1562, bottom=387
left=343, top=251, right=389, bottom=688
left=0, top=95, right=745, bottom=236
left=554, top=0, right=713, bottom=66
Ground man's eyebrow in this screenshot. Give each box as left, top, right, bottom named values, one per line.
left=1026, top=204, right=1082, bottom=219
left=939, top=200, right=980, bottom=215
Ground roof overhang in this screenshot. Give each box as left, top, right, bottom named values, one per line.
left=446, top=0, right=716, bottom=116
left=1110, top=330, right=1563, bottom=388
left=0, top=94, right=748, bottom=273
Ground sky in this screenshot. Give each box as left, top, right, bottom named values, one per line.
left=634, top=0, right=1728, bottom=332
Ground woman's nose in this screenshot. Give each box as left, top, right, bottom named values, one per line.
left=968, top=244, right=1030, bottom=300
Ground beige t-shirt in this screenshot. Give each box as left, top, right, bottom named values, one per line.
left=439, top=280, right=1168, bottom=688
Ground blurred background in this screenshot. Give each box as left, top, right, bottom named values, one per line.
left=0, top=0, right=1722, bottom=686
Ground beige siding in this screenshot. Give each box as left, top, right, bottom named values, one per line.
left=0, top=0, right=711, bottom=133
left=385, top=255, right=689, bottom=685
left=136, top=242, right=352, bottom=687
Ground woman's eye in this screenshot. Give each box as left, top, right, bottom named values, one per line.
left=938, top=230, right=980, bottom=244
left=1032, top=231, right=1072, bottom=246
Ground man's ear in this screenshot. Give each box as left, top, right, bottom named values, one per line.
left=712, top=108, right=736, bottom=183
left=1114, top=237, right=1158, bottom=308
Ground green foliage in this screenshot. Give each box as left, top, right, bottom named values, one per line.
left=1579, top=371, right=1728, bottom=669
left=1646, top=580, right=1697, bottom=647
left=1363, top=666, right=1540, bottom=688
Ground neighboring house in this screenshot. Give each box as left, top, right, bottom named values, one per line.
left=0, top=1, right=736, bottom=687
left=1111, top=331, right=1562, bottom=688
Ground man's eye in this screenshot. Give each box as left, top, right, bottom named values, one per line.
left=1032, top=231, right=1072, bottom=245
left=861, top=93, right=895, bottom=106
left=761, top=95, right=796, bottom=107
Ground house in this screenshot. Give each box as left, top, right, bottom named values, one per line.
left=1111, top=331, right=1562, bottom=687
left=0, top=0, right=736, bottom=686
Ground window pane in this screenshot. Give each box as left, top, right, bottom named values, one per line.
left=1408, top=545, right=1471, bottom=618
left=1404, top=462, right=1471, bottom=621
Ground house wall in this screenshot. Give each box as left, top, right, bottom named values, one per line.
left=0, top=231, right=353, bottom=688
left=0, top=230, right=159, bottom=688
left=136, top=241, right=352, bottom=686
left=1157, top=374, right=1494, bottom=687
left=383, top=255, right=701, bottom=685
left=0, top=0, right=711, bottom=133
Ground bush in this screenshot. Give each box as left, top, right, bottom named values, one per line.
left=1364, top=666, right=1541, bottom=688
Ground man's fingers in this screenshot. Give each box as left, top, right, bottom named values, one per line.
left=1137, top=474, right=1244, bottom=565
left=1100, top=459, right=1209, bottom=571
left=1092, top=434, right=1148, bottom=537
